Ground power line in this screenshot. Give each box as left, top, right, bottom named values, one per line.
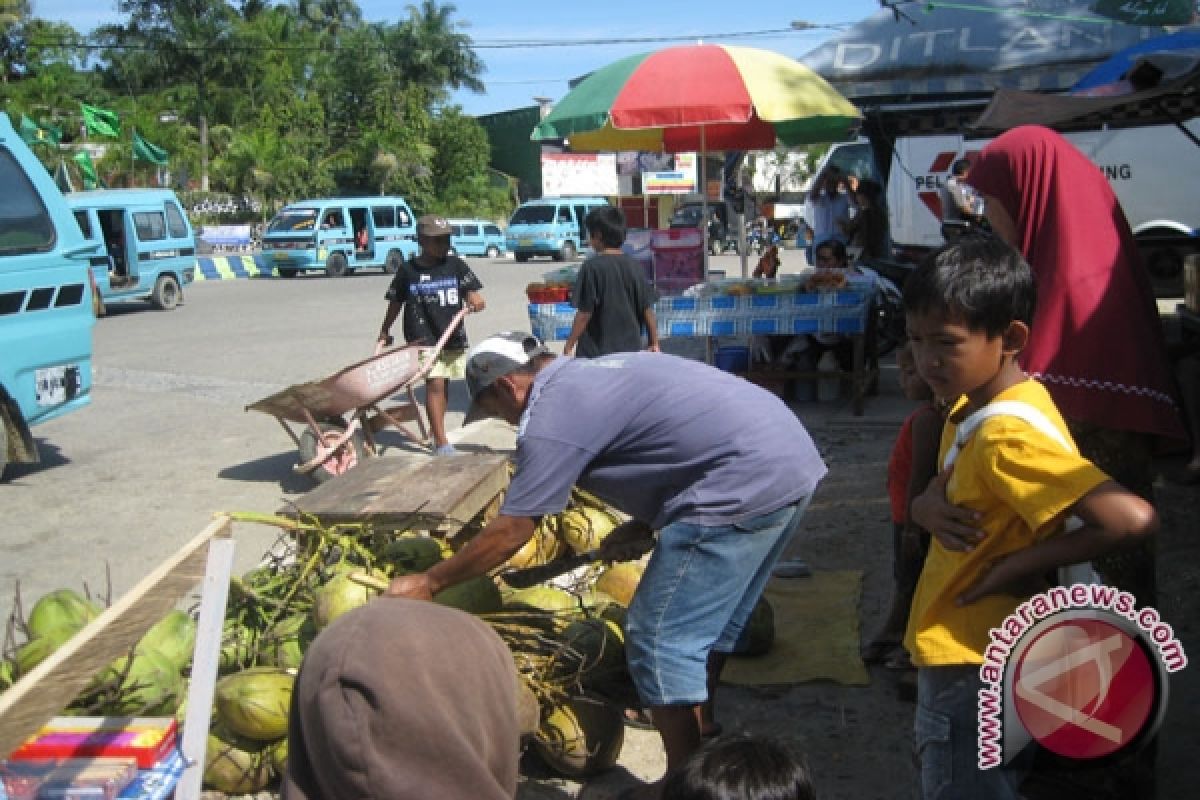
left=26, top=23, right=846, bottom=54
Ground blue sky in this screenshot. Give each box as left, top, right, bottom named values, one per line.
left=29, top=0, right=883, bottom=116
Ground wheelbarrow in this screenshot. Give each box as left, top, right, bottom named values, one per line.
left=246, top=308, right=469, bottom=483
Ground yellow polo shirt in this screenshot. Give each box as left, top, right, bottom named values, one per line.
left=904, top=380, right=1110, bottom=666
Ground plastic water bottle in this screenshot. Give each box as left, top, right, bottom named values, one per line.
left=816, top=350, right=841, bottom=402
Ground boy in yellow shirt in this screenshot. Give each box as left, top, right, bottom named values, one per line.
left=901, top=236, right=1158, bottom=799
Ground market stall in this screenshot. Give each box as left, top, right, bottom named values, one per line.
left=529, top=272, right=880, bottom=414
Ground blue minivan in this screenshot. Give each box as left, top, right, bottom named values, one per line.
left=66, top=189, right=196, bottom=311
left=262, top=196, right=419, bottom=277
left=449, top=218, right=505, bottom=258
left=0, top=113, right=97, bottom=478
left=505, top=196, right=610, bottom=262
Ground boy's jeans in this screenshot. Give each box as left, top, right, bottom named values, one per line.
left=915, top=666, right=1029, bottom=800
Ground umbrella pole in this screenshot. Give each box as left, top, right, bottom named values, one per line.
left=700, top=126, right=709, bottom=282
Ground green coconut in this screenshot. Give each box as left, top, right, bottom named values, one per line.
left=92, top=648, right=185, bottom=715
left=215, top=667, right=294, bottom=741
left=27, top=589, right=101, bottom=639
left=503, top=585, right=581, bottom=613
left=267, top=736, right=289, bottom=776
left=203, top=725, right=273, bottom=794
left=138, top=610, right=197, bottom=672
left=313, top=569, right=384, bottom=630
left=533, top=693, right=625, bottom=778
left=594, top=562, right=644, bottom=607
left=561, top=617, right=626, bottom=684
left=14, top=626, right=76, bottom=676
left=378, top=534, right=445, bottom=575
left=732, top=595, right=775, bottom=657
left=434, top=575, right=504, bottom=614
left=258, top=613, right=317, bottom=669
left=220, top=618, right=258, bottom=673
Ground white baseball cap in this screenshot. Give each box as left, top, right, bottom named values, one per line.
left=463, top=331, right=551, bottom=423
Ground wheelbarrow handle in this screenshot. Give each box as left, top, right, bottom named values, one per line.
left=374, top=306, right=471, bottom=357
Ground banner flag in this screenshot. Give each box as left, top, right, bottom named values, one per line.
left=19, top=114, right=62, bottom=147
left=81, top=103, right=120, bottom=138
left=132, top=130, right=169, bottom=165
left=73, top=150, right=99, bottom=189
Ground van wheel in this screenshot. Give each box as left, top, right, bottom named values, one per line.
left=151, top=274, right=181, bottom=310
left=278, top=268, right=298, bottom=278
left=326, top=252, right=348, bottom=277
left=383, top=251, right=403, bottom=274
left=516, top=252, right=530, bottom=263
left=486, top=245, right=500, bottom=259
left=299, top=421, right=369, bottom=484
left=558, top=242, right=576, bottom=261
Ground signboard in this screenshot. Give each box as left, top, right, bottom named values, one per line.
left=643, top=153, right=697, bottom=195
left=541, top=153, right=618, bottom=196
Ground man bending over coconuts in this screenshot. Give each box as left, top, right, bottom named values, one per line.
left=387, top=331, right=827, bottom=798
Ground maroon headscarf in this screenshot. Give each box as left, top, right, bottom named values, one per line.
left=968, top=125, right=1185, bottom=442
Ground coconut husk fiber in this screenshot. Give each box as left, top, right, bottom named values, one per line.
left=723, top=570, right=869, bottom=687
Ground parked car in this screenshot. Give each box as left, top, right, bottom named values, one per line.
left=448, top=219, right=505, bottom=258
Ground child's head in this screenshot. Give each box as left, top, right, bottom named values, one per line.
left=585, top=206, right=627, bottom=249
left=896, top=342, right=933, bottom=403
left=902, top=235, right=1035, bottom=402
left=661, top=734, right=815, bottom=800
left=416, top=215, right=453, bottom=262
left=813, top=239, right=847, bottom=268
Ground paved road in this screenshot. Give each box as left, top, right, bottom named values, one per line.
left=1, top=251, right=775, bottom=626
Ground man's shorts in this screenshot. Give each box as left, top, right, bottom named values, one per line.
left=624, top=497, right=812, bottom=706
left=422, top=349, right=467, bottom=380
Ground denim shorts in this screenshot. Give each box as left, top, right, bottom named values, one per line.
left=624, top=497, right=811, bottom=707
left=915, top=666, right=1028, bottom=800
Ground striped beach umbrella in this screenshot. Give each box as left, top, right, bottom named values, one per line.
left=532, top=44, right=861, bottom=152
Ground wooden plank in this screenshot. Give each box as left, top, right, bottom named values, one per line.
left=176, top=535, right=237, bottom=800
left=282, top=454, right=510, bottom=532
left=0, top=516, right=232, bottom=757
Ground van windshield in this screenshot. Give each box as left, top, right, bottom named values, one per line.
left=0, top=150, right=54, bottom=254
left=510, top=206, right=555, bottom=225
left=268, top=209, right=318, bottom=233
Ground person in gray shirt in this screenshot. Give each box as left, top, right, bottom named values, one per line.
left=387, top=332, right=827, bottom=795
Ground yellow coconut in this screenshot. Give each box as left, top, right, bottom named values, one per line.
left=313, top=569, right=384, bottom=630
left=594, top=562, right=645, bottom=607
left=503, top=519, right=563, bottom=570
left=203, top=725, right=273, bottom=794
left=215, top=667, right=294, bottom=741
left=503, top=585, right=581, bottom=614
left=533, top=693, right=625, bottom=778
left=558, top=507, right=620, bottom=555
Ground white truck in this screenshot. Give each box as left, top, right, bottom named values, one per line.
left=818, top=122, right=1200, bottom=295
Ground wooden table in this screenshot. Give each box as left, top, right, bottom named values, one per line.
left=281, top=453, right=510, bottom=537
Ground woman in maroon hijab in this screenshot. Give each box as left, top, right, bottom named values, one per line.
left=968, top=125, right=1185, bottom=605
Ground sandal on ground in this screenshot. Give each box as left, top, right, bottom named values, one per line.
left=860, top=638, right=902, bottom=664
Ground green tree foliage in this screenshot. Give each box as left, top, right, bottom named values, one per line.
left=9, top=0, right=502, bottom=219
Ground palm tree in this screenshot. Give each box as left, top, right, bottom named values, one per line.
left=384, top=1, right=484, bottom=99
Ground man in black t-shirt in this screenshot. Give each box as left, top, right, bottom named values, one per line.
left=377, top=215, right=485, bottom=455
left=564, top=206, right=659, bottom=358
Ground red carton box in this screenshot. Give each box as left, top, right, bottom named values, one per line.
left=7, top=719, right=177, bottom=770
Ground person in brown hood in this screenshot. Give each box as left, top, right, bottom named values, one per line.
left=283, top=598, right=520, bottom=800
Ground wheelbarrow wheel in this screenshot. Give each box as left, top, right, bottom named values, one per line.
left=299, top=422, right=370, bottom=483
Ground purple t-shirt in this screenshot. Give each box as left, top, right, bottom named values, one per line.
left=500, top=353, right=827, bottom=528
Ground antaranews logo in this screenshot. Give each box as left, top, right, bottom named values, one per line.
left=977, top=583, right=1186, bottom=769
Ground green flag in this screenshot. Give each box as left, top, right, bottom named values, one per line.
left=73, top=150, right=99, bottom=190
left=19, top=114, right=62, bottom=147
left=80, top=103, right=120, bottom=138
left=132, top=130, right=169, bottom=165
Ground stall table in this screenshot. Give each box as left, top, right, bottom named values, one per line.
left=529, top=275, right=879, bottom=415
